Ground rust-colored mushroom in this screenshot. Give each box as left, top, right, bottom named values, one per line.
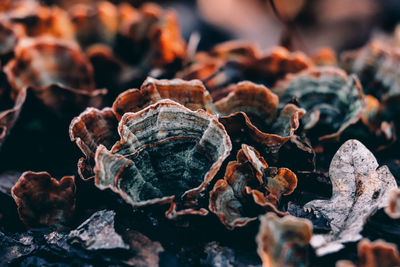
left=257, top=212, right=313, bottom=267
left=209, top=144, right=297, bottom=230
left=11, top=171, right=76, bottom=228
left=4, top=36, right=106, bottom=114
left=112, top=77, right=214, bottom=120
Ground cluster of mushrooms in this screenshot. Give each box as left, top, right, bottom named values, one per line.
left=1, top=0, right=400, bottom=266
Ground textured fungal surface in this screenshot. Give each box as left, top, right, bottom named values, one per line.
left=341, top=41, right=400, bottom=101
left=341, top=41, right=400, bottom=127
left=11, top=171, right=76, bottom=228
left=177, top=41, right=312, bottom=98
left=94, top=99, right=231, bottom=218
left=219, top=103, right=305, bottom=154
left=17, top=5, right=74, bottom=39
left=247, top=46, right=313, bottom=83
left=209, top=144, right=297, bottom=229
left=356, top=239, right=400, bottom=267
left=304, top=139, right=397, bottom=256
left=3, top=36, right=106, bottom=113
left=4, top=37, right=93, bottom=91
left=0, top=21, right=22, bottom=56
left=215, top=81, right=279, bottom=125
left=256, top=213, right=313, bottom=267
left=273, top=67, right=364, bottom=141
left=69, top=107, right=119, bottom=180
left=117, top=2, right=186, bottom=67
left=0, top=87, right=26, bottom=149
left=69, top=1, right=119, bottom=47
left=113, top=77, right=214, bottom=120
left=215, top=81, right=305, bottom=155
left=336, top=239, right=400, bottom=267
left=385, top=188, right=400, bottom=219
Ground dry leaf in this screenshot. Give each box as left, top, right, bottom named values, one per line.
left=304, top=139, right=397, bottom=256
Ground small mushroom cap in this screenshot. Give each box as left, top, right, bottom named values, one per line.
left=214, top=81, right=279, bottom=125
left=238, top=144, right=268, bottom=183
left=209, top=145, right=295, bottom=230
left=11, top=171, right=76, bottom=228
left=177, top=43, right=312, bottom=97
left=273, top=67, right=364, bottom=141
left=5, top=36, right=95, bottom=91
left=357, top=239, right=400, bottom=267
left=248, top=46, right=313, bottom=83
left=385, top=188, right=400, bottom=219
left=341, top=41, right=400, bottom=102
left=118, top=3, right=186, bottom=67
left=69, top=107, right=119, bottom=180
left=0, top=21, right=24, bottom=56
left=0, top=0, right=40, bottom=21
left=257, top=212, right=313, bottom=267
left=112, top=77, right=214, bottom=120
left=312, top=47, right=337, bottom=66
left=4, top=36, right=106, bottom=113
left=219, top=102, right=305, bottom=154
left=209, top=178, right=257, bottom=230
left=22, top=6, right=74, bottom=39
left=0, top=87, right=26, bottom=149
left=210, top=41, right=260, bottom=61
left=266, top=168, right=297, bottom=197
left=361, top=94, right=381, bottom=131
left=69, top=1, right=119, bottom=47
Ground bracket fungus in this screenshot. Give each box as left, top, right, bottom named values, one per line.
left=0, top=87, right=26, bottom=149
left=69, top=107, right=119, bottom=180
left=94, top=99, right=231, bottom=218
left=177, top=41, right=312, bottom=99
left=70, top=77, right=215, bottom=180
left=273, top=67, right=364, bottom=142
left=385, top=188, right=400, bottom=219
left=304, top=139, right=397, bottom=256
left=69, top=1, right=119, bottom=48
left=13, top=5, right=74, bottom=39
left=3, top=36, right=106, bottom=114
left=112, top=77, right=215, bottom=120
left=0, top=21, right=23, bottom=57
left=256, top=212, right=313, bottom=267
left=353, top=239, right=400, bottom=267
left=342, top=41, right=400, bottom=128
left=342, top=41, right=400, bottom=102
left=118, top=2, right=186, bottom=67
left=0, top=0, right=39, bottom=20
left=214, top=81, right=279, bottom=124
left=336, top=239, right=400, bottom=267
left=209, top=144, right=297, bottom=230
left=217, top=81, right=305, bottom=154
left=0, top=0, right=74, bottom=40
left=312, top=47, right=337, bottom=67
left=11, top=171, right=76, bottom=228
left=76, top=2, right=187, bottom=92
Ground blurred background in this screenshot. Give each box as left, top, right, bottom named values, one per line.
left=45, top=0, right=400, bottom=53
